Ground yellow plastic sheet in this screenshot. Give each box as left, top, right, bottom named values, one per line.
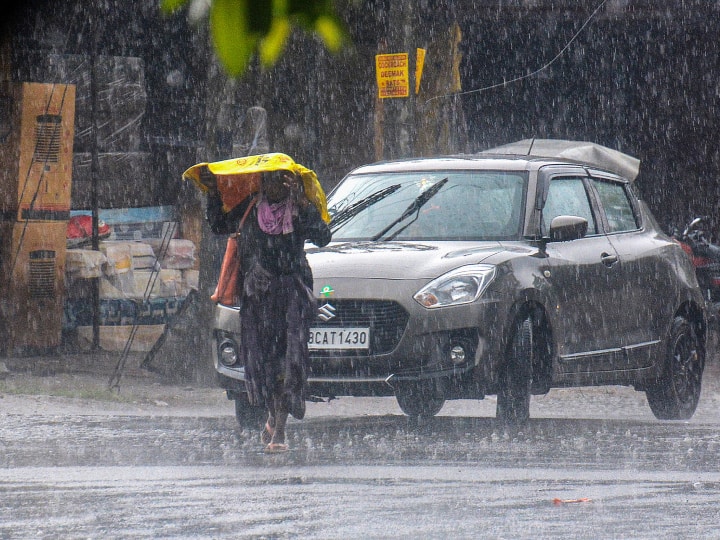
left=183, top=152, right=330, bottom=223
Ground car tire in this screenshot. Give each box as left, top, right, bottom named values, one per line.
left=496, top=317, right=533, bottom=426
left=395, top=380, right=446, bottom=418
left=232, top=392, right=267, bottom=428
left=646, top=315, right=704, bottom=420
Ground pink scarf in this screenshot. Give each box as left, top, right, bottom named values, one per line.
left=257, top=196, right=297, bottom=235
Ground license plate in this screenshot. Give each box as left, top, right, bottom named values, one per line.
left=308, top=327, right=370, bottom=350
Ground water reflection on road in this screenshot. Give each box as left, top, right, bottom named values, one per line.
left=2, top=410, right=720, bottom=538
left=3, top=462, right=720, bottom=539
left=2, top=360, right=720, bottom=537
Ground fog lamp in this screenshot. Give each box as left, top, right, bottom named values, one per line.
left=218, top=339, right=239, bottom=367
left=450, top=345, right=466, bottom=365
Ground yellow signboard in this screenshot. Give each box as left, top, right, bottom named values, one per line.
left=415, top=48, right=426, bottom=95
left=376, top=53, right=409, bottom=98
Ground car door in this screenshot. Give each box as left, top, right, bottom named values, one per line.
left=588, top=174, right=666, bottom=368
left=540, top=172, right=626, bottom=374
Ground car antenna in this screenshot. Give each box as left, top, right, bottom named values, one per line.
left=527, top=137, right=536, bottom=155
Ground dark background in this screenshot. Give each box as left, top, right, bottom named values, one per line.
left=3, top=0, right=719, bottom=234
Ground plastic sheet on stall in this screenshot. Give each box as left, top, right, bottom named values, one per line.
left=127, top=242, right=157, bottom=270
left=133, top=269, right=185, bottom=299
left=160, top=239, right=196, bottom=270
left=99, top=242, right=133, bottom=276
left=182, top=269, right=199, bottom=291
left=65, top=249, right=108, bottom=279
left=21, top=53, right=147, bottom=153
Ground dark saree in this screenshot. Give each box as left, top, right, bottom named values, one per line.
left=240, top=271, right=315, bottom=418
left=207, top=193, right=331, bottom=418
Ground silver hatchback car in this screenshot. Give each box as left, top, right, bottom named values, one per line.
left=213, top=141, right=706, bottom=425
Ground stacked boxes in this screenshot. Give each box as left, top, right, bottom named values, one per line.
left=64, top=235, right=199, bottom=352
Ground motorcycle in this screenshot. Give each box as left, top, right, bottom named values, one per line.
left=671, top=216, right=720, bottom=353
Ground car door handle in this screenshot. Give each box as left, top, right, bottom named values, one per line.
left=601, top=252, right=618, bottom=267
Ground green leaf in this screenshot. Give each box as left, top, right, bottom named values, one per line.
left=210, top=0, right=258, bottom=76
left=258, top=18, right=292, bottom=67
left=163, top=0, right=349, bottom=76
left=314, top=15, right=345, bottom=52
left=160, top=0, right=188, bottom=15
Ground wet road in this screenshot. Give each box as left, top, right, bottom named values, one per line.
left=2, top=364, right=720, bottom=538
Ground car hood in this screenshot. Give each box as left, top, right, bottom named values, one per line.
left=306, top=241, right=506, bottom=280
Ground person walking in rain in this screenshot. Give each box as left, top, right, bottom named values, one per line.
left=203, top=166, right=331, bottom=453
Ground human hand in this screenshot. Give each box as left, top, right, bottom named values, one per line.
left=283, top=173, right=309, bottom=207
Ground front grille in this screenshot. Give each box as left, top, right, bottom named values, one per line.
left=311, top=300, right=409, bottom=356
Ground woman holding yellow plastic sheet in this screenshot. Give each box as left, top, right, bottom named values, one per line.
left=203, top=164, right=331, bottom=454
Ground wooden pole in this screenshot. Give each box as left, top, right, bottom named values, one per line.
left=90, top=9, right=100, bottom=350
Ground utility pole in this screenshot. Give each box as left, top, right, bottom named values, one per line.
left=416, top=20, right=468, bottom=156
left=374, top=3, right=467, bottom=160
left=376, top=3, right=416, bottom=160
left=89, top=4, right=100, bottom=350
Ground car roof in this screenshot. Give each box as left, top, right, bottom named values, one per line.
left=347, top=153, right=621, bottom=178
left=347, top=141, right=640, bottom=182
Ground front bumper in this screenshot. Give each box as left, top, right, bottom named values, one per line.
left=211, top=260, right=510, bottom=398
left=214, top=342, right=478, bottom=399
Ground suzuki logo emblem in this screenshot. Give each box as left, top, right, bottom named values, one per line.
left=318, top=303, right=336, bottom=321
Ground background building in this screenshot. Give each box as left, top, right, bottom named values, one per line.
left=2, top=0, right=719, bottom=376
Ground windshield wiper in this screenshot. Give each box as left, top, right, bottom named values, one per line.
left=371, top=177, right=449, bottom=241
left=330, top=184, right=401, bottom=233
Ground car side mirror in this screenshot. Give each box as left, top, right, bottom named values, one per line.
left=548, top=215, right=588, bottom=242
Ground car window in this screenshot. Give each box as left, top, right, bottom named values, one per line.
left=542, top=177, right=597, bottom=235
left=592, top=179, right=639, bottom=232
left=328, top=171, right=526, bottom=241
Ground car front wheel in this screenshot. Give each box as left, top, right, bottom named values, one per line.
left=646, top=316, right=704, bottom=420
left=496, top=317, right=533, bottom=426
left=395, top=380, right=446, bottom=418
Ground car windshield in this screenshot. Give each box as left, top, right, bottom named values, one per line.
left=328, top=171, right=527, bottom=241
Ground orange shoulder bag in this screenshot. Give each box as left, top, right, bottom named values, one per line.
left=210, top=198, right=256, bottom=305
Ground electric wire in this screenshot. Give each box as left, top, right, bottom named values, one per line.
left=425, top=0, right=609, bottom=104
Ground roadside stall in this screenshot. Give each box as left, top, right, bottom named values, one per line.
left=63, top=205, right=199, bottom=352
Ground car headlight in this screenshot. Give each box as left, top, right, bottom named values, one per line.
left=413, top=264, right=496, bottom=308
left=218, top=338, right=239, bottom=367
